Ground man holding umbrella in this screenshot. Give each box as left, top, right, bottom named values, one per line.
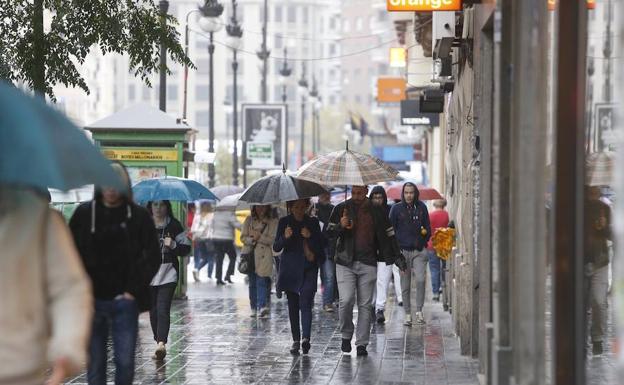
left=326, top=185, right=407, bottom=356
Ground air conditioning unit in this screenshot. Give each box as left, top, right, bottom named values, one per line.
left=420, top=89, right=445, bottom=113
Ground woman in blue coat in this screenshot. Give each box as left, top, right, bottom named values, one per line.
left=274, top=198, right=326, bottom=355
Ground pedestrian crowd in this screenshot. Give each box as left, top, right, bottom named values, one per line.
left=7, top=160, right=611, bottom=385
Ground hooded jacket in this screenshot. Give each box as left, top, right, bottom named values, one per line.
left=326, top=197, right=404, bottom=268
left=370, top=185, right=391, bottom=217
left=389, top=182, right=431, bottom=251
left=69, top=163, right=161, bottom=312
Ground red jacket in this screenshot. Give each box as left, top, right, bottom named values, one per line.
left=427, top=209, right=449, bottom=250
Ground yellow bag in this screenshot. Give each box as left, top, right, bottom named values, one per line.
left=432, top=228, right=456, bottom=261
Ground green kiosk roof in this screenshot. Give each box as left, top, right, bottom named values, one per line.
left=86, top=103, right=192, bottom=133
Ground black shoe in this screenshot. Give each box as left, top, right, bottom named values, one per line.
left=432, top=295, right=440, bottom=302
left=302, top=339, right=311, bottom=354
left=290, top=341, right=300, bottom=355
left=341, top=338, right=352, bottom=353
left=398, top=301, right=403, bottom=307
left=276, top=290, right=283, bottom=299
left=356, top=345, right=368, bottom=356
left=376, top=309, right=385, bottom=324
left=224, top=276, right=234, bottom=284
left=216, top=279, right=226, bottom=285
left=593, top=341, right=603, bottom=356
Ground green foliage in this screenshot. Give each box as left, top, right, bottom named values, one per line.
left=0, top=0, right=193, bottom=98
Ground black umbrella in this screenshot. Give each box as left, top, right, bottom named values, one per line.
left=239, top=167, right=328, bottom=205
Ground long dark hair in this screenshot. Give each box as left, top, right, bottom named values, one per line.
left=251, top=204, right=276, bottom=220
left=147, top=200, right=174, bottom=219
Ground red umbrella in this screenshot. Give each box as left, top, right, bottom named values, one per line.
left=385, top=184, right=443, bottom=201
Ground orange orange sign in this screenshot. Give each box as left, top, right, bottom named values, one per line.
left=387, top=0, right=462, bottom=12
left=548, top=0, right=595, bottom=10
left=587, top=0, right=595, bottom=9
left=377, top=78, right=406, bottom=103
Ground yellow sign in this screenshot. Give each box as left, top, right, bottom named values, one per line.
left=102, top=149, right=178, bottom=161
left=390, top=47, right=407, bottom=68
left=387, top=0, right=462, bottom=12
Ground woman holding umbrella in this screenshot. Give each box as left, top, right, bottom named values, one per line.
left=273, top=199, right=326, bottom=355
left=241, top=205, right=279, bottom=318
left=146, top=200, right=191, bottom=360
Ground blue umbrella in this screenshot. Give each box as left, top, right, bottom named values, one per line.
left=132, top=176, right=218, bottom=202
left=0, top=82, right=121, bottom=191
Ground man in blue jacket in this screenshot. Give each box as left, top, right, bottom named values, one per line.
left=389, top=182, right=431, bottom=326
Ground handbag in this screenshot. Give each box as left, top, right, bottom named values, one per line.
left=238, top=251, right=254, bottom=275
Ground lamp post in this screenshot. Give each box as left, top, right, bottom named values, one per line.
left=298, top=63, right=309, bottom=167
left=226, top=0, right=242, bottom=186
left=199, top=0, right=224, bottom=188
left=158, top=0, right=169, bottom=112
left=257, top=0, right=270, bottom=103
left=308, top=76, right=319, bottom=157
left=279, top=48, right=292, bottom=169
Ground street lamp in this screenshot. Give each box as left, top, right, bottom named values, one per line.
left=226, top=0, right=242, bottom=186
left=279, top=48, right=292, bottom=169
left=199, top=0, right=224, bottom=188
left=158, top=1, right=169, bottom=112
left=257, top=0, right=270, bottom=103
left=298, top=63, right=309, bottom=166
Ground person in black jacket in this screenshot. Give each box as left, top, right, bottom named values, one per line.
left=309, top=191, right=336, bottom=312
left=146, top=200, right=191, bottom=360
left=326, top=185, right=407, bottom=356
left=69, top=162, right=161, bottom=385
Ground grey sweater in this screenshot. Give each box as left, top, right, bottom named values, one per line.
left=211, top=210, right=241, bottom=241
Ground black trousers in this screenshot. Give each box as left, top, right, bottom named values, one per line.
left=149, top=282, right=177, bottom=344
left=214, top=239, right=237, bottom=281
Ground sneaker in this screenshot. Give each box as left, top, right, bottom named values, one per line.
left=152, top=342, right=166, bottom=360
left=323, top=304, right=335, bottom=313
left=258, top=307, right=270, bottom=318
left=225, top=276, right=234, bottom=284
left=356, top=345, right=368, bottom=356
left=276, top=290, right=283, bottom=299
left=376, top=309, right=385, bottom=324
left=341, top=338, right=352, bottom=353
left=192, top=269, right=199, bottom=282
left=216, top=279, right=226, bottom=285
left=593, top=341, right=603, bottom=356
left=398, top=301, right=403, bottom=307
left=302, top=339, right=311, bottom=354
left=290, top=341, right=300, bottom=355
left=415, top=311, right=426, bottom=325
left=432, top=294, right=440, bottom=302
left=250, top=309, right=257, bottom=317
left=404, top=314, right=412, bottom=327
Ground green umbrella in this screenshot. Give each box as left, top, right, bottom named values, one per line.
left=0, top=82, right=121, bottom=191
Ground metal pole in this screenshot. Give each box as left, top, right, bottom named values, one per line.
left=260, top=0, right=269, bottom=102
left=554, top=1, right=587, bottom=384
left=300, top=95, right=306, bottom=166
left=279, top=47, right=292, bottom=170
left=232, top=50, right=239, bottom=186
left=208, top=31, right=216, bottom=187
left=159, top=0, right=169, bottom=112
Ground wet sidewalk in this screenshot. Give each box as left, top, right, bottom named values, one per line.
left=67, top=271, right=480, bottom=385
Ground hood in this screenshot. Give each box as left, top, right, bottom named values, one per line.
left=401, top=182, right=420, bottom=204
left=93, top=161, right=133, bottom=203
left=370, top=185, right=389, bottom=207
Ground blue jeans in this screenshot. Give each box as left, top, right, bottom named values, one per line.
left=88, top=298, right=139, bottom=385
left=320, top=256, right=336, bottom=306
left=249, top=272, right=270, bottom=310
left=194, top=239, right=214, bottom=277
left=427, top=249, right=444, bottom=295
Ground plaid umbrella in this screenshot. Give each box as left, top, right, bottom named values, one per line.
left=586, top=152, right=613, bottom=186
left=239, top=169, right=328, bottom=205
left=296, top=143, right=399, bottom=186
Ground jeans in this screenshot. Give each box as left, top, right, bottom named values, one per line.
left=286, top=290, right=315, bottom=341
left=194, top=239, right=214, bottom=277
left=336, top=261, right=377, bottom=346
left=88, top=298, right=139, bottom=385
left=400, top=249, right=428, bottom=313
left=214, top=239, right=237, bottom=281
left=427, top=249, right=444, bottom=295
left=249, top=272, right=270, bottom=310
left=150, top=282, right=177, bottom=344
left=374, top=262, right=402, bottom=311
left=320, top=256, right=336, bottom=306
left=585, top=264, right=609, bottom=343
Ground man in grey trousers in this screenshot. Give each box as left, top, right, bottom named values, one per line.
left=389, top=183, right=431, bottom=326
left=327, top=185, right=407, bottom=356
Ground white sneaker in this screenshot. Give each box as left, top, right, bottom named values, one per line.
left=415, top=311, right=426, bottom=325
left=259, top=307, right=270, bottom=318
left=192, top=269, right=200, bottom=282
left=152, top=342, right=166, bottom=360
left=404, top=314, right=412, bottom=327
